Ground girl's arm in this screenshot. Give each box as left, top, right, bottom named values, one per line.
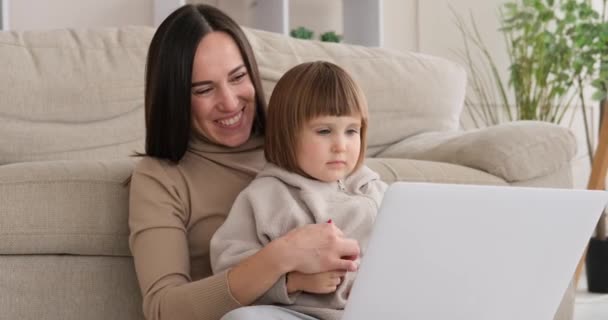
left=211, top=185, right=360, bottom=305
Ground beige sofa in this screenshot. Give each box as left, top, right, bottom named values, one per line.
left=0, top=26, right=577, bottom=320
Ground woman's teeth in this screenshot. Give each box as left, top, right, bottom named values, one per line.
left=217, top=111, right=243, bottom=127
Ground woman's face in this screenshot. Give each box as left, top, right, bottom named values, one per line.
left=190, top=31, right=256, bottom=147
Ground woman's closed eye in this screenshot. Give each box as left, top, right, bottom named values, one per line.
left=193, top=86, right=213, bottom=96
left=192, top=72, right=247, bottom=96
left=230, top=72, right=247, bottom=83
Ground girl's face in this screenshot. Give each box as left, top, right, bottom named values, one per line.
left=190, top=32, right=256, bottom=147
left=296, top=115, right=362, bottom=182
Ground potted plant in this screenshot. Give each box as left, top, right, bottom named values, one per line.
left=453, top=0, right=608, bottom=292
left=290, top=27, right=342, bottom=43
left=320, top=31, right=342, bottom=43
left=290, top=26, right=314, bottom=40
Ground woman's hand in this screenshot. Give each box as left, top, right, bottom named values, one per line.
left=275, top=222, right=360, bottom=274
left=287, top=270, right=346, bottom=294
left=226, top=222, right=358, bottom=306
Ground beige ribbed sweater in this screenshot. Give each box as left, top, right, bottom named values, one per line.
left=128, top=133, right=265, bottom=320
left=210, top=163, right=387, bottom=320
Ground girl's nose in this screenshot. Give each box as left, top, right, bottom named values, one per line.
left=332, top=137, right=347, bottom=153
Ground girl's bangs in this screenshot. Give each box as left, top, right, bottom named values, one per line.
left=303, top=77, right=363, bottom=121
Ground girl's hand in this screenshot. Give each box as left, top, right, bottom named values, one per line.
left=287, top=271, right=346, bottom=294
left=275, top=222, right=360, bottom=274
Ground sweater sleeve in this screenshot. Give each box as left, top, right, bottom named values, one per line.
left=210, top=190, right=265, bottom=274
left=128, top=158, right=241, bottom=320
left=210, top=181, right=299, bottom=306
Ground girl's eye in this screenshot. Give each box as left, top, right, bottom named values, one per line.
left=316, top=129, right=331, bottom=135
left=347, top=128, right=360, bottom=135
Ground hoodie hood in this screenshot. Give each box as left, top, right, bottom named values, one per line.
left=257, top=162, right=380, bottom=195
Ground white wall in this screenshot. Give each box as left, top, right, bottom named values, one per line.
left=417, top=0, right=505, bottom=60
left=189, top=0, right=253, bottom=26
left=192, top=0, right=408, bottom=50
left=290, top=0, right=342, bottom=38
left=185, top=0, right=496, bottom=59
left=193, top=0, right=343, bottom=42
left=8, top=0, right=153, bottom=30
left=383, top=0, right=417, bottom=52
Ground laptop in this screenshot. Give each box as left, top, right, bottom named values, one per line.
left=343, top=182, right=608, bottom=320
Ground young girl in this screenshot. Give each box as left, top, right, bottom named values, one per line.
left=210, top=61, right=387, bottom=320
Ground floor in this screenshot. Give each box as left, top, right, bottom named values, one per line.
left=574, top=272, right=608, bottom=320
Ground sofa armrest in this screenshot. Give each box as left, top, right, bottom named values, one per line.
left=375, top=121, right=576, bottom=183
left=0, top=158, right=136, bottom=256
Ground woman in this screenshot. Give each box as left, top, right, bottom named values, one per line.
left=128, top=4, right=360, bottom=320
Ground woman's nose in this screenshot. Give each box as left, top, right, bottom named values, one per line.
left=217, top=86, right=239, bottom=112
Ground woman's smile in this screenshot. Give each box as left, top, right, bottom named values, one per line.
left=215, top=107, right=245, bottom=128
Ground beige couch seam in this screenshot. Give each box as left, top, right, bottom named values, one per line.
left=0, top=179, right=130, bottom=185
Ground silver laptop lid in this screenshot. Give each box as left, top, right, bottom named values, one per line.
left=344, top=182, right=608, bottom=320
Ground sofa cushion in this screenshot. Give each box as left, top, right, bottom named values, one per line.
left=375, top=121, right=577, bottom=182
left=0, top=157, right=504, bottom=257
left=0, top=27, right=153, bottom=164
left=244, top=28, right=467, bottom=151
left=367, top=158, right=507, bottom=186
left=0, top=159, right=135, bottom=256
left=0, top=255, right=143, bottom=320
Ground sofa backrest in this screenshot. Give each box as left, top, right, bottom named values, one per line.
left=0, top=27, right=153, bottom=165
left=0, top=26, right=466, bottom=164
left=244, top=28, right=467, bottom=155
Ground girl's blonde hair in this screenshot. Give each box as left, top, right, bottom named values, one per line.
left=265, top=61, right=369, bottom=176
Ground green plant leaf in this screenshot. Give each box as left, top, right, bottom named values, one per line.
left=592, top=90, right=608, bottom=101
left=320, top=31, right=342, bottom=43
left=290, top=27, right=314, bottom=40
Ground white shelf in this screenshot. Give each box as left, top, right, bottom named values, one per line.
left=153, top=0, right=185, bottom=27
left=154, top=0, right=383, bottom=47
left=1, top=0, right=9, bottom=30
left=250, top=0, right=383, bottom=46
left=342, top=0, right=383, bottom=47
left=250, top=0, right=289, bottom=35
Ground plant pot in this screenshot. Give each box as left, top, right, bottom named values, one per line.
left=585, top=237, right=608, bottom=293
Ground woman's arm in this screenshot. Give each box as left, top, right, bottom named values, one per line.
left=225, top=238, right=292, bottom=305
left=226, top=223, right=360, bottom=305
left=129, top=160, right=242, bottom=320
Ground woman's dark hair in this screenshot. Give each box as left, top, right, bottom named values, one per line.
left=145, top=4, right=266, bottom=162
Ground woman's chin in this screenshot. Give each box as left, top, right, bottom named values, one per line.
left=213, top=128, right=252, bottom=147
